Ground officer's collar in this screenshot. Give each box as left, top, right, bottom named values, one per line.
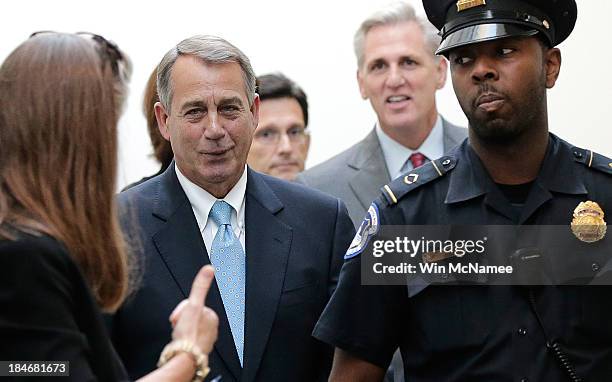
left=536, top=133, right=587, bottom=195
left=445, top=133, right=587, bottom=205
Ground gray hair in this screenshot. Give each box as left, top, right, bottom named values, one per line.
left=157, top=35, right=257, bottom=113
left=354, top=1, right=442, bottom=68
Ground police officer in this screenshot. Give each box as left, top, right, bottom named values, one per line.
left=313, top=0, right=612, bottom=381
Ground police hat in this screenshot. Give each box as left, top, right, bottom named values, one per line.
left=424, top=0, right=577, bottom=55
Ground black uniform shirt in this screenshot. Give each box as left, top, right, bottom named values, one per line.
left=314, top=134, right=612, bottom=382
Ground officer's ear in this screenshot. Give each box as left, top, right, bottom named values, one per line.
left=543, top=47, right=561, bottom=89
left=435, top=56, right=448, bottom=90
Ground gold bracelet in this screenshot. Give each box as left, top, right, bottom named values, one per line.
left=157, top=340, right=210, bottom=382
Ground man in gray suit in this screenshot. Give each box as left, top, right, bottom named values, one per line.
left=297, top=1, right=466, bottom=227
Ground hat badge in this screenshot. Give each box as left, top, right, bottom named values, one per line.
left=571, top=201, right=607, bottom=243
left=457, top=0, right=486, bottom=12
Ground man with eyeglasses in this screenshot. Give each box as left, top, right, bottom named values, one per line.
left=247, top=73, right=310, bottom=181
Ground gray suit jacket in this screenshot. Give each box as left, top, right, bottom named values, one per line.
left=297, top=117, right=467, bottom=227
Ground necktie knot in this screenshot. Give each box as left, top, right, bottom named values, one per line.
left=409, top=152, right=428, bottom=169
left=210, top=200, right=232, bottom=226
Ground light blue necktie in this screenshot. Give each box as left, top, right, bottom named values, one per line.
left=209, top=200, right=245, bottom=366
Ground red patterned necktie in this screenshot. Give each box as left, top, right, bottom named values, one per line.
left=409, top=152, right=428, bottom=169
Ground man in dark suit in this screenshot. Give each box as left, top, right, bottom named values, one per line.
left=108, top=35, right=355, bottom=382
left=297, top=1, right=467, bottom=228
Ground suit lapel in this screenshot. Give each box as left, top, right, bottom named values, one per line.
left=442, top=117, right=468, bottom=152
left=242, top=170, right=292, bottom=382
left=348, top=129, right=391, bottom=211
left=344, top=122, right=465, bottom=219
left=150, top=166, right=242, bottom=380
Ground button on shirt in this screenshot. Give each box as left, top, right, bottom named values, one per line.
left=375, top=115, right=445, bottom=180
left=175, top=164, right=247, bottom=251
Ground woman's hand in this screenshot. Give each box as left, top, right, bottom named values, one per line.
left=170, top=265, right=218, bottom=355
left=136, top=266, right=219, bottom=382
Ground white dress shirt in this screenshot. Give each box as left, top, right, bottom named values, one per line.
left=376, top=115, right=445, bottom=180
left=175, top=164, right=247, bottom=252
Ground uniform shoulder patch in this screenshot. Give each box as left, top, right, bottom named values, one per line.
left=345, top=203, right=380, bottom=259
left=380, top=155, right=458, bottom=206
left=572, top=147, right=612, bottom=176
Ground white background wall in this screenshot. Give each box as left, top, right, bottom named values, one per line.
left=2, top=0, right=610, bottom=189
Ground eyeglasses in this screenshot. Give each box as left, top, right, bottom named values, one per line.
left=29, top=31, right=130, bottom=82
left=253, top=126, right=309, bottom=146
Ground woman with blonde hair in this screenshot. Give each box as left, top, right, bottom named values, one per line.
left=0, top=32, right=217, bottom=381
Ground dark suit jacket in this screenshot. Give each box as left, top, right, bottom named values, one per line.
left=0, top=232, right=128, bottom=381
left=297, top=118, right=467, bottom=227
left=108, top=166, right=355, bottom=382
